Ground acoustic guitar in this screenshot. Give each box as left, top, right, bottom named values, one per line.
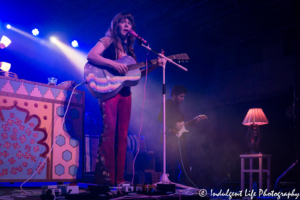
left=84, top=54, right=189, bottom=99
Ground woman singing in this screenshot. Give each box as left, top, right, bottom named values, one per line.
left=87, top=11, right=165, bottom=186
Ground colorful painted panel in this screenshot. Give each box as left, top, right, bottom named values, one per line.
left=52, top=104, right=83, bottom=180
left=0, top=99, right=51, bottom=180
left=0, top=76, right=84, bottom=105
left=0, top=76, right=84, bottom=182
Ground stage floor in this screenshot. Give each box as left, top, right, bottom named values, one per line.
left=0, top=183, right=208, bottom=200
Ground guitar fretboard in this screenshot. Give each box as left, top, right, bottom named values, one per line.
left=127, top=55, right=176, bottom=71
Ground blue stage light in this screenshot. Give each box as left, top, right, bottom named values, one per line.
left=71, top=40, right=78, bottom=48
left=6, top=24, right=11, bottom=29
left=32, top=28, right=39, bottom=36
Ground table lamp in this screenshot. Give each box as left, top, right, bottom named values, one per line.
left=242, top=108, right=269, bottom=153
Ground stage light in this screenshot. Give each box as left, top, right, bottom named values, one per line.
left=50, top=36, right=58, bottom=43
left=6, top=24, right=11, bottom=29
left=71, top=40, right=78, bottom=48
left=0, top=36, right=11, bottom=49
left=50, top=38, right=86, bottom=75
left=0, top=62, right=11, bottom=71
left=32, top=28, right=39, bottom=36
left=8, top=25, right=43, bottom=43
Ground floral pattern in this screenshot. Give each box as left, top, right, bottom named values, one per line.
left=2, top=151, right=9, bottom=158
left=22, top=162, right=28, bottom=167
left=16, top=151, right=23, bottom=159
left=16, top=166, right=23, bottom=172
left=29, top=123, right=34, bottom=128
left=2, top=169, right=8, bottom=175
left=3, top=141, right=11, bottom=149
left=36, top=162, right=46, bottom=174
left=13, top=128, right=18, bottom=134
left=0, top=104, right=49, bottom=179
left=7, top=119, right=13, bottom=126
left=27, top=168, right=33, bottom=175
left=13, top=143, right=20, bottom=149
left=24, top=152, right=31, bottom=160
left=10, top=167, right=17, bottom=175
left=1, top=124, right=10, bottom=132
left=8, top=157, right=16, bottom=164
left=25, top=144, right=31, bottom=151
left=1, top=133, right=8, bottom=140
left=14, top=118, right=21, bottom=125
left=19, top=125, right=25, bottom=131
left=25, top=128, right=31, bottom=136
left=11, top=134, right=17, bottom=141
left=31, top=156, right=36, bottom=162
left=33, top=146, right=39, bottom=153
left=19, top=135, right=26, bottom=143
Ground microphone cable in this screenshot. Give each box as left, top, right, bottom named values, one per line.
left=131, top=50, right=149, bottom=184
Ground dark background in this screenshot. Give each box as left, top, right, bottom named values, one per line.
left=0, top=0, right=299, bottom=188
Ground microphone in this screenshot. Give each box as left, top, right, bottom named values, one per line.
left=127, top=30, right=148, bottom=45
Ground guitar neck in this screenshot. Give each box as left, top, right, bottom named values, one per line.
left=128, top=55, right=176, bottom=71
left=184, top=118, right=197, bottom=127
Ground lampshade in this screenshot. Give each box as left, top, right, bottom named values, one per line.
left=0, top=62, right=11, bottom=71
left=242, top=108, right=269, bottom=126
left=0, top=36, right=11, bottom=48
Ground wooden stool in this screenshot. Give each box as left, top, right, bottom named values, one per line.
left=240, top=154, right=271, bottom=191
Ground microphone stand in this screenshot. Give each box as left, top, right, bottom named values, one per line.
left=139, top=43, right=196, bottom=190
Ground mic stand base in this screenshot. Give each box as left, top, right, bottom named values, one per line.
left=160, top=173, right=170, bottom=184
left=154, top=175, right=198, bottom=190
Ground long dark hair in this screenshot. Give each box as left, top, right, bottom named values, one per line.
left=105, top=11, right=137, bottom=61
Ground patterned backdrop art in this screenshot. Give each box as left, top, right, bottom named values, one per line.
left=0, top=76, right=84, bottom=181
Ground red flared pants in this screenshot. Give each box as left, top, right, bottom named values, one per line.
left=94, top=93, right=131, bottom=185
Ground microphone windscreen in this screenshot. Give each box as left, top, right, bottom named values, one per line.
left=128, top=29, right=138, bottom=37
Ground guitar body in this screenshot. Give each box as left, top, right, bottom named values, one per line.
left=84, top=56, right=141, bottom=100
left=170, top=115, right=207, bottom=138
left=172, top=122, right=189, bottom=138
left=84, top=53, right=189, bottom=99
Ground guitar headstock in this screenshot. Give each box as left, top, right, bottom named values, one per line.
left=196, top=115, right=208, bottom=120
left=172, top=53, right=190, bottom=63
